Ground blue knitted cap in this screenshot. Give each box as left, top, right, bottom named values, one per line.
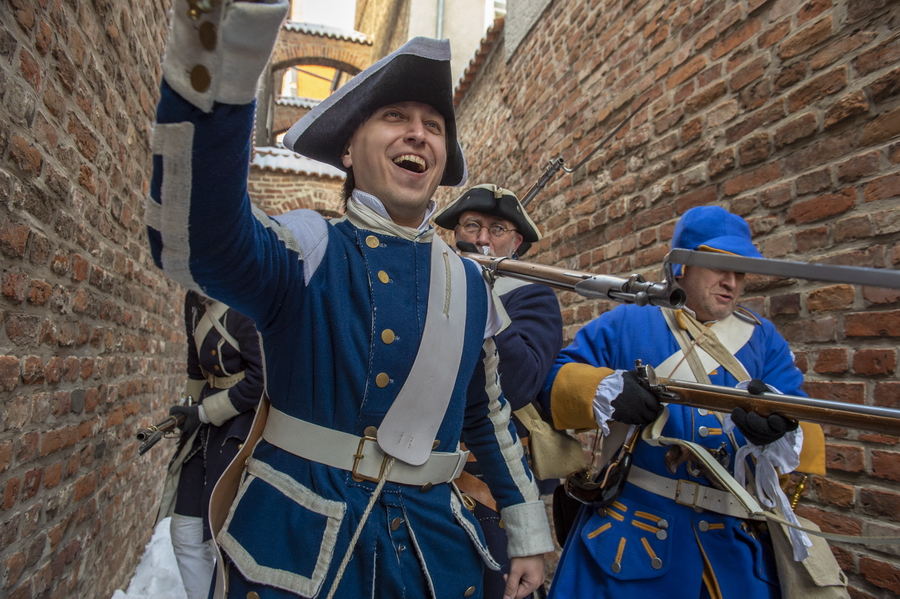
left=671, top=206, right=762, bottom=276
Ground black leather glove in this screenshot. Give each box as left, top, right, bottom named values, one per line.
left=169, top=405, right=201, bottom=435
left=610, top=370, right=664, bottom=426
left=731, top=379, right=800, bottom=445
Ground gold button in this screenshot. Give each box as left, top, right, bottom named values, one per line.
left=366, top=235, right=379, bottom=248
left=364, top=425, right=378, bottom=437
left=464, top=587, right=476, bottom=598
left=376, top=373, right=389, bottom=387
left=461, top=493, right=476, bottom=511
left=190, top=64, right=211, bottom=92
left=187, top=5, right=201, bottom=19
left=377, top=270, right=389, bottom=284
left=420, top=482, right=433, bottom=492
left=391, top=517, right=402, bottom=531
left=432, top=439, right=440, bottom=450
left=211, top=349, right=216, bottom=355
left=199, top=21, right=217, bottom=51
left=247, top=593, right=260, bottom=599
left=213, top=365, right=220, bottom=370
left=381, top=329, right=395, bottom=344
left=498, top=519, right=505, bottom=529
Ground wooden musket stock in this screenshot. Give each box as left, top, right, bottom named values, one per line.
left=459, top=252, right=686, bottom=309
left=638, top=363, right=900, bottom=437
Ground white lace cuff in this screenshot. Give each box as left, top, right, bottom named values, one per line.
left=592, top=369, right=625, bottom=436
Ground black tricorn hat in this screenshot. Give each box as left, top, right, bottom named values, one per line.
left=282, top=37, right=467, bottom=187
left=434, top=184, right=541, bottom=255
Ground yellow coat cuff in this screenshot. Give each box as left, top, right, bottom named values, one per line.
left=550, top=362, right=614, bottom=430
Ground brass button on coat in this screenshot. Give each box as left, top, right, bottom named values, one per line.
left=366, top=235, right=379, bottom=248
left=199, top=21, right=217, bottom=51
left=381, top=329, right=395, bottom=344
left=391, top=517, right=402, bottom=531
left=377, top=270, right=389, bottom=284
left=190, top=64, right=211, bottom=92
left=420, top=482, right=433, bottom=492
left=247, top=592, right=260, bottom=599
left=211, top=349, right=216, bottom=355
left=464, top=586, right=476, bottom=597
left=376, top=373, right=390, bottom=387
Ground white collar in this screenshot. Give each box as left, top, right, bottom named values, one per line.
left=351, top=189, right=437, bottom=232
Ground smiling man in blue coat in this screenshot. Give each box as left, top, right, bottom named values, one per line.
left=145, top=1, right=554, bottom=598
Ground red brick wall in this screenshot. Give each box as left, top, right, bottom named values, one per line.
left=440, top=1, right=900, bottom=595
left=1, top=1, right=181, bottom=597
left=249, top=168, right=344, bottom=216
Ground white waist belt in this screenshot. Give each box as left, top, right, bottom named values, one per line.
left=262, top=407, right=469, bottom=486
left=628, top=466, right=762, bottom=520
left=205, top=370, right=245, bottom=389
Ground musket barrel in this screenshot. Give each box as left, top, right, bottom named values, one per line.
left=657, top=379, right=900, bottom=437
left=459, top=252, right=686, bottom=309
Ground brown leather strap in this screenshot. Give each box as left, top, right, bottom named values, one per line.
left=455, top=470, right=498, bottom=513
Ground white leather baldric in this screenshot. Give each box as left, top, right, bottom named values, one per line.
left=377, top=234, right=468, bottom=466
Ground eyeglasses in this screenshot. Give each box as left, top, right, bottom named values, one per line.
left=458, top=222, right=516, bottom=238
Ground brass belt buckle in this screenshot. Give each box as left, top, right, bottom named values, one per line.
left=351, top=434, right=389, bottom=483
left=675, top=479, right=700, bottom=507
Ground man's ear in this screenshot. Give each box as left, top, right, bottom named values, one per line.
left=514, top=233, right=524, bottom=252
left=341, top=147, right=352, bottom=169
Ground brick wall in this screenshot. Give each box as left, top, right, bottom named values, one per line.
left=440, top=0, right=900, bottom=596
left=249, top=168, right=344, bottom=216
left=0, top=1, right=183, bottom=597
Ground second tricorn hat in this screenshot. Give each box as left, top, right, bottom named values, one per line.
left=434, top=184, right=541, bottom=254
left=282, top=37, right=467, bottom=187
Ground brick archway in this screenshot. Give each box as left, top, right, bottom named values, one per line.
left=271, top=24, right=373, bottom=75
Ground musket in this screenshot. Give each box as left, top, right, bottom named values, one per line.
left=635, top=361, right=900, bottom=436
left=667, top=249, right=900, bottom=290
left=458, top=250, right=686, bottom=309
left=137, top=414, right=185, bottom=456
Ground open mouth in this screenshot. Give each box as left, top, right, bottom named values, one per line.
left=392, top=154, right=427, bottom=173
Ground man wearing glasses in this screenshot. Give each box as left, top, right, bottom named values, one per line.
left=539, top=206, right=828, bottom=599
left=435, top=184, right=563, bottom=598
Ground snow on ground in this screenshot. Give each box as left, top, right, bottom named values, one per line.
left=111, top=518, right=188, bottom=599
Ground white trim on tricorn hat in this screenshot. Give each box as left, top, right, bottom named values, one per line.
left=434, top=184, right=541, bottom=255
left=282, top=37, right=467, bottom=187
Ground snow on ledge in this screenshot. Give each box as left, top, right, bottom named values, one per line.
left=283, top=21, right=371, bottom=45
left=251, top=146, right=345, bottom=179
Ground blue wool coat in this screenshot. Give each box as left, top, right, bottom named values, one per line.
left=146, top=78, right=551, bottom=597
left=541, top=304, right=807, bottom=599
